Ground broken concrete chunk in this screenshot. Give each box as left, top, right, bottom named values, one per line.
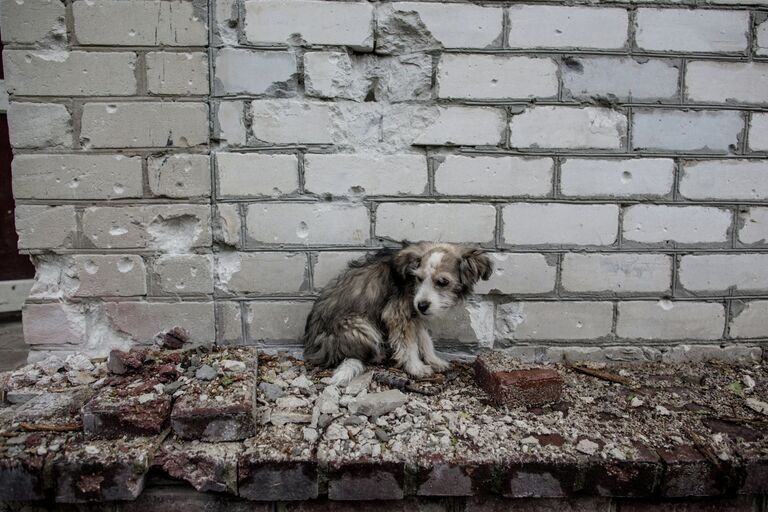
left=155, top=439, right=241, bottom=493
left=14, top=388, right=95, bottom=425
left=82, top=390, right=172, bottom=439
left=348, top=389, right=407, bottom=417
left=474, top=351, right=563, bottom=408
left=107, top=349, right=145, bottom=375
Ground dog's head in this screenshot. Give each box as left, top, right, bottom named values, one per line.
left=393, top=242, right=493, bottom=318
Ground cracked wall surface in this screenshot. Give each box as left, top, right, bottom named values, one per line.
left=2, top=0, right=768, bottom=363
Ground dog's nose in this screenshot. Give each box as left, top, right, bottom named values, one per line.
left=417, top=301, right=430, bottom=313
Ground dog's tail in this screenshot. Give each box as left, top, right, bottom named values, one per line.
left=329, top=358, right=365, bottom=386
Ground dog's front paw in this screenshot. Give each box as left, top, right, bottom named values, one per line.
left=428, top=357, right=451, bottom=372
left=406, top=361, right=434, bottom=380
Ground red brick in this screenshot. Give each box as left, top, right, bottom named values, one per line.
left=502, top=459, right=581, bottom=497
left=657, top=445, right=734, bottom=497
left=474, top=352, right=562, bottom=407
left=82, top=391, right=172, bottom=439
left=154, top=440, right=241, bottom=493
left=327, top=461, right=405, bottom=500
left=170, top=380, right=255, bottom=442
left=415, top=458, right=496, bottom=496
left=582, top=443, right=662, bottom=497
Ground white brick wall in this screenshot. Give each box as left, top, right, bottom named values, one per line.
left=5, top=0, right=767, bottom=360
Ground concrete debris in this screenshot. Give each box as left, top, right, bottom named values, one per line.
left=195, top=365, right=217, bottom=381
left=348, top=389, right=407, bottom=417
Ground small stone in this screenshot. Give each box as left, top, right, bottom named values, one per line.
left=84, top=445, right=99, bottom=455
left=655, top=405, right=671, bottom=416
left=91, top=377, right=107, bottom=390
left=521, top=436, right=539, bottom=446
left=196, top=365, right=217, bottom=381
left=270, top=411, right=312, bottom=426
left=631, top=397, right=644, bottom=408
left=65, top=354, right=94, bottom=372
left=66, top=370, right=95, bottom=385
left=349, top=389, right=407, bottom=417
left=258, top=382, right=285, bottom=401
left=317, top=385, right=341, bottom=415
left=325, top=422, right=349, bottom=440
left=276, top=396, right=309, bottom=409
left=107, top=349, right=145, bottom=375
left=6, top=435, right=28, bottom=445
left=222, top=359, right=246, bottom=373
left=290, top=374, right=313, bottom=389
left=576, top=438, right=600, bottom=456
left=35, top=355, right=64, bottom=375
left=742, top=375, right=756, bottom=393
left=375, top=428, right=390, bottom=442
left=746, top=398, right=768, bottom=415
left=345, top=372, right=373, bottom=395
left=155, top=326, right=189, bottom=349
left=164, top=380, right=184, bottom=394
left=303, top=427, right=318, bottom=442
left=138, top=393, right=156, bottom=404
left=610, top=447, right=627, bottom=461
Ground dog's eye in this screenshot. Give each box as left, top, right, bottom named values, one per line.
left=436, top=278, right=449, bottom=288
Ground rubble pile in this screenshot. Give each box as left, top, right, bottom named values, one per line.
left=1, top=346, right=767, bottom=503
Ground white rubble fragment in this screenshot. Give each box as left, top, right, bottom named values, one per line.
left=745, top=398, right=768, bottom=415
left=576, top=438, right=600, bottom=456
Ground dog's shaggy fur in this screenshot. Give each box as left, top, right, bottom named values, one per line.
left=302, top=242, right=493, bottom=385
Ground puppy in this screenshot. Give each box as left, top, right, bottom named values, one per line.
left=302, top=242, right=493, bottom=385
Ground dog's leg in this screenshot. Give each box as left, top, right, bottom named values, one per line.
left=417, top=326, right=450, bottom=371
left=330, top=358, right=365, bottom=386
left=390, top=324, right=433, bottom=379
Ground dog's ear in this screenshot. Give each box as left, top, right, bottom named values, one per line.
left=459, top=247, right=493, bottom=289
left=393, top=243, right=424, bottom=279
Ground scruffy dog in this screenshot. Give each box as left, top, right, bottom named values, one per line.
left=303, top=242, right=493, bottom=385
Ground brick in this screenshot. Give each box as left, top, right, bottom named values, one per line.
left=71, top=254, right=147, bottom=297
left=12, top=388, right=94, bottom=425
left=8, top=102, right=71, bottom=148
left=562, top=57, right=679, bottom=102
left=474, top=352, right=563, bottom=407
left=435, top=155, right=553, bottom=197
left=560, top=158, right=674, bottom=198
left=216, top=252, right=308, bottom=294
left=661, top=344, right=761, bottom=363
left=469, top=497, right=611, bottom=511
left=245, top=203, right=369, bottom=246
left=616, top=301, right=725, bottom=340
left=245, top=301, right=312, bottom=342
left=239, top=455, right=318, bottom=501
left=216, top=101, right=247, bottom=147
left=304, top=154, right=426, bottom=197
left=680, top=160, right=768, bottom=200
left=152, top=254, right=213, bottom=295
left=216, top=301, right=242, bottom=344
left=147, top=154, right=211, bottom=199
left=475, top=253, right=556, bottom=295
left=171, top=364, right=256, bottom=441
left=73, top=0, right=207, bottom=46
left=729, top=300, right=768, bottom=339
left=508, top=6, right=628, bottom=50
left=82, top=390, right=172, bottom=438
left=377, top=2, right=503, bottom=52
left=582, top=446, right=663, bottom=497
left=738, top=207, right=768, bottom=245
left=303, top=51, right=361, bottom=100
left=657, top=445, right=732, bottom=497
left=156, top=440, right=241, bottom=493
left=15, top=205, right=77, bottom=250
left=415, top=461, right=494, bottom=497
left=429, top=298, right=495, bottom=349
left=4, top=50, right=137, bottom=96
left=12, top=154, right=142, bottom=200
left=686, top=62, right=768, bottom=105
left=81, top=102, right=208, bottom=148
left=214, top=49, right=296, bottom=96
left=216, top=152, right=299, bottom=198
left=758, top=19, right=768, bottom=56
left=328, top=461, right=405, bottom=500
left=623, top=205, right=731, bottom=244
left=502, top=203, right=619, bottom=246
left=496, top=301, right=613, bottom=341
left=146, top=52, right=209, bottom=95
left=635, top=9, right=749, bottom=53
left=748, top=113, right=768, bottom=151
left=244, top=0, right=373, bottom=50
left=251, top=100, right=332, bottom=144
left=543, top=346, right=662, bottom=364
left=437, top=54, right=558, bottom=100
left=679, top=254, right=768, bottom=293
left=0, top=0, right=65, bottom=43
left=213, top=203, right=242, bottom=248
left=0, top=450, right=46, bottom=501
left=509, top=107, right=627, bottom=149
left=22, top=302, right=86, bottom=345
left=562, top=253, right=672, bottom=294
left=53, top=436, right=162, bottom=502
left=102, top=301, right=215, bottom=344
left=414, top=106, right=506, bottom=146
left=312, top=251, right=367, bottom=290
left=621, top=497, right=758, bottom=512
left=503, top=459, right=582, bottom=498
left=123, top=487, right=271, bottom=512
left=376, top=203, right=496, bottom=244
left=82, top=205, right=211, bottom=250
